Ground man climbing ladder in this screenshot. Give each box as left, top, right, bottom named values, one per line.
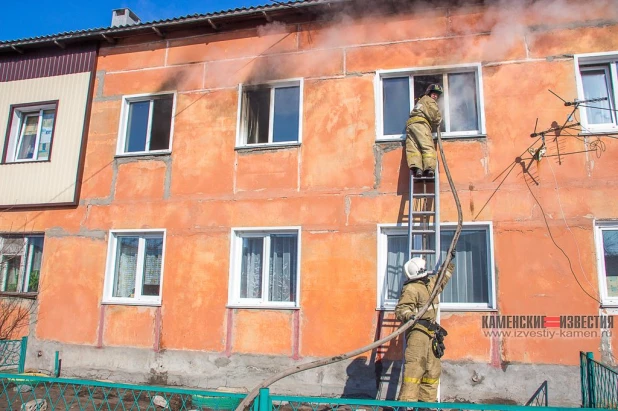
left=406, top=84, right=443, bottom=179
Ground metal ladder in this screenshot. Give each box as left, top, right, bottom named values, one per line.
left=408, top=164, right=441, bottom=270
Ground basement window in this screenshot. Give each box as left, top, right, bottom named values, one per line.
left=377, top=223, right=495, bottom=311
left=103, top=230, right=166, bottom=305
left=118, top=93, right=175, bottom=155
left=376, top=65, right=485, bottom=140
left=595, top=222, right=618, bottom=306
left=575, top=53, right=618, bottom=132
left=3, top=102, right=57, bottom=163
left=0, top=235, right=44, bottom=294
left=228, top=228, right=300, bottom=308
left=237, top=80, right=303, bottom=147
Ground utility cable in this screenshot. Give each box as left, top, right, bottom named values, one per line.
left=546, top=159, right=598, bottom=293
left=233, top=128, right=463, bottom=411
left=522, top=172, right=601, bottom=305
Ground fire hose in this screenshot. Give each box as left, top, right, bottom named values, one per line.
left=234, top=128, right=463, bottom=411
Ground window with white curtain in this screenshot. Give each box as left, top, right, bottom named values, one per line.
left=229, top=228, right=300, bottom=308
left=594, top=221, right=618, bottom=306
left=103, top=230, right=165, bottom=305
left=576, top=54, right=618, bottom=132
left=377, top=224, right=495, bottom=310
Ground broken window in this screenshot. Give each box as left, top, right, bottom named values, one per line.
left=230, top=229, right=299, bottom=307
left=120, top=94, right=174, bottom=154
left=378, top=224, right=494, bottom=310
left=104, top=231, right=165, bottom=304
left=578, top=61, right=617, bottom=130
left=379, top=67, right=484, bottom=139
left=3, top=103, right=57, bottom=163
left=239, top=81, right=301, bottom=146
left=595, top=222, right=618, bottom=305
left=0, top=235, right=44, bottom=294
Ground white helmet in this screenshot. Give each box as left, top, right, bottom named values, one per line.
left=404, top=257, right=428, bottom=281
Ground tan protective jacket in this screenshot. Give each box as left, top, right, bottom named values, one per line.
left=406, top=95, right=442, bottom=130
left=395, top=263, right=454, bottom=335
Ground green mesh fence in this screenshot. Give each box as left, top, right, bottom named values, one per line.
left=580, top=351, right=618, bottom=409
left=0, top=373, right=246, bottom=410
left=525, top=381, right=548, bottom=407
left=0, top=337, right=26, bottom=373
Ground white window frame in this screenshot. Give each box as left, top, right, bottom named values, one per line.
left=377, top=222, right=496, bottom=311
left=594, top=220, right=618, bottom=307
left=5, top=103, right=57, bottom=163
left=228, top=226, right=301, bottom=309
left=116, top=92, right=177, bottom=156
left=0, top=234, right=44, bottom=294
left=103, top=229, right=166, bottom=306
left=574, top=52, right=618, bottom=133
left=374, top=64, right=486, bottom=141
left=235, top=79, right=304, bottom=148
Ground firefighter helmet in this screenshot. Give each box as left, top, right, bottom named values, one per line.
left=403, top=257, right=428, bottom=281
left=425, top=84, right=444, bottom=96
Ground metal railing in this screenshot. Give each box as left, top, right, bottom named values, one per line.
left=0, top=337, right=27, bottom=373
left=0, top=373, right=247, bottom=410
left=0, top=374, right=610, bottom=411
left=525, top=380, right=548, bottom=406
left=580, top=351, right=618, bottom=409
left=265, top=388, right=607, bottom=411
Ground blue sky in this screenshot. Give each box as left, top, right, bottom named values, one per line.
left=0, top=0, right=272, bottom=41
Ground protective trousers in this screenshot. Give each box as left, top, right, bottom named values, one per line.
left=406, top=122, right=436, bottom=171
left=398, top=330, right=441, bottom=402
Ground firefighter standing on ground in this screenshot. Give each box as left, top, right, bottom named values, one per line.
left=395, top=256, right=455, bottom=402
left=406, top=84, right=443, bottom=178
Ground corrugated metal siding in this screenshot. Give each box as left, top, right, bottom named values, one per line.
left=0, top=46, right=95, bottom=83
left=0, top=72, right=91, bottom=206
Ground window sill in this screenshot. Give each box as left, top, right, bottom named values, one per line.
left=376, top=134, right=487, bottom=142
left=1, top=160, right=51, bottom=166
left=235, top=142, right=301, bottom=152
left=377, top=306, right=497, bottom=312
left=0, top=292, right=38, bottom=300
left=101, top=300, right=161, bottom=307
left=579, top=129, right=618, bottom=137
left=227, top=304, right=300, bottom=310
left=114, top=151, right=171, bottom=159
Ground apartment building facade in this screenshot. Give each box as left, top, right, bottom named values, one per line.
left=0, top=0, right=617, bottom=406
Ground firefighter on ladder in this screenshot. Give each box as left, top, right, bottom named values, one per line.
left=406, top=84, right=443, bottom=179
left=395, top=256, right=455, bottom=403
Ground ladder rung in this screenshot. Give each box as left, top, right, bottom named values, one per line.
left=413, top=176, right=436, bottom=180
left=412, top=193, right=435, bottom=198
left=410, top=250, right=436, bottom=254
left=410, top=229, right=436, bottom=234
left=411, top=211, right=435, bottom=216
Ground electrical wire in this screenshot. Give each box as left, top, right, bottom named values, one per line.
left=522, top=172, right=601, bottom=305
left=546, top=158, right=598, bottom=293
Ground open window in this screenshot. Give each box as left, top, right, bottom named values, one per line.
left=376, top=65, right=485, bottom=140
left=237, top=80, right=303, bottom=147
left=3, top=102, right=57, bottom=163
left=117, top=93, right=175, bottom=155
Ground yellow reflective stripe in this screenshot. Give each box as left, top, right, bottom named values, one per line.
left=421, top=377, right=439, bottom=384
left=403, top=377, right=422, bottom=384
left=421, top=153, right=437, bottom=159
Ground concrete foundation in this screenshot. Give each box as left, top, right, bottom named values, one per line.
left=26, top=338, right=580, bottom=407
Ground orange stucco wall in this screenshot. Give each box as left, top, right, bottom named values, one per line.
left=3, top=0, right=616, bottom=368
